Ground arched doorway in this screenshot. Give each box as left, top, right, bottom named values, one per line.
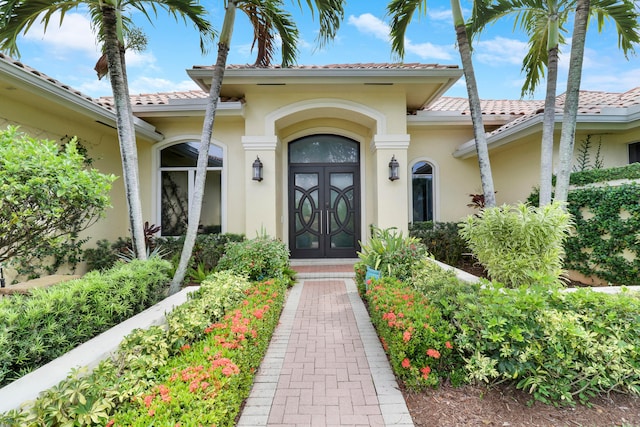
left=288, top=134, right=361, bottom=258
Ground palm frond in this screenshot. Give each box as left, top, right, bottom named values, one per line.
left=590, top=0, right=640, bottom=57
left=386, top=0, right=425, bottom=60
left=297, top=0, right=345, bottom=47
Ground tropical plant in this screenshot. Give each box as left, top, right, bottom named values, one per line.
left=0, top=127, right=114, bottom=268
left=0, top=0, right=215, bottom=260
left=358, top=226, right=427, bottom=281
left=470, top=0, right=639, bottom=206
left=458, top=202, right=572, bottom=287
left=169, top=0, right=347, bottom=294
left=387, top=0, right=497, bottom=209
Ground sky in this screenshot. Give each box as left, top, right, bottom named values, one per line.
left=7, top=0, right=640, bottom=101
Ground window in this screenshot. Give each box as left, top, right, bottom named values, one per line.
left=630, top=142, right=640, bottom=164
left=159, top=142, right=223, bottom=236
left=412, top=161, right=433, bottom=222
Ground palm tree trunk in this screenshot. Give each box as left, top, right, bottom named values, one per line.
left=554, top=0, right=590, bottom=205
left=539, top=45, right=559, bottom=206
left=101, top=4, right=147, bottom=259
left=169, top=0, right=237, bottom=294
left=451, top=0, right=496, bottom=208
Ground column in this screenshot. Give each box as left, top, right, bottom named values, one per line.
left=242, top=136, right=279, bottom=237
left=372, top=134, right=410, bottom=235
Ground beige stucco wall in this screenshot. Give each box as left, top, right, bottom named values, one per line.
left=407, top=126, right=485, bottom=222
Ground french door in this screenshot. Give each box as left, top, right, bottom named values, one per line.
left=289, top=164, right=360, bottom=258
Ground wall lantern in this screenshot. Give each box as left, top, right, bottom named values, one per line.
left=388, top=155, right=400, bottom=181
left=252, top=156, right=263, bottom=182
left=0, top=267, right=5, bottom=288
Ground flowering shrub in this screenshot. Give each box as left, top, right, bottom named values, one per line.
left=110, top=279, right=286, bottom=425
left=364, top=276, right=458, bottom=389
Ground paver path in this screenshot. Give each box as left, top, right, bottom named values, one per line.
left=237, top=261, right=414, bottom=427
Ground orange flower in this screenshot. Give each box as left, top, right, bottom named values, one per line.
left=402, top=358, right=411, bottom=368
left=421, top=366, right=431, bottom=379
left=426, top=348, right=441, bottom=359
left=403, top=331, right=412, bottom=342
left=445, top=341, right=453, bottom=349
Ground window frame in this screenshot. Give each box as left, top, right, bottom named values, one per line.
left=156, top=139, right=226, bottom=237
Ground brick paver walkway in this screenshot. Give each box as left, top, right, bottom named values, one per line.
left=237, top=260, right=414, bottom=427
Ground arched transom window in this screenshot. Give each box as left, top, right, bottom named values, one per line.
left=159, top=142, right=223, bottom=236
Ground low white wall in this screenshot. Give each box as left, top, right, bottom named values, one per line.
left=0, top=286, right=199, bottom=413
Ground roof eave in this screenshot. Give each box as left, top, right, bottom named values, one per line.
left=1, top=58, right=162, bottom=142
left=132, top=99, right=244, bottom=118
left=453, top=109, right=640, bottom=159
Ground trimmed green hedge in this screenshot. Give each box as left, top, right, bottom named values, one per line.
left=0, top=258, right=171, bottom=386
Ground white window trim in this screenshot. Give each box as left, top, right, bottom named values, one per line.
left=408, top=157, right=440, bottom=223
left=153, top=136, right=227, bottom=236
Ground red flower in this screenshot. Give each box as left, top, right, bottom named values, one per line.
left=421, top=366, right=431, bottom=379
left=426, top=348, right=441, bottom=359
left=403, top=331, right=412, bottom=342
left=402, top=358, right=411, bottom=368
left=106, top=421, right=115, bottom=427
left=445, top=341, right=453, bottom=349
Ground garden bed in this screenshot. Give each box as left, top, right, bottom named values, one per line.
left=403, top=382, right=640, bottom=427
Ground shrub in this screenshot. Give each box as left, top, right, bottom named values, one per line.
left=0, top=127, right=115, bottom=279
left=454, top=284, right=640, bottom=406
left=216, top=235, right=292, bottom=282
left=358, top=226, right=428, bottom=282
left=364, top=276, right=458, bottom=389
left=0, top=258, right=171, bottom=386
left=458, top=203, right=572, bottom=287
left=409, top=221, right=469, bottom=266
left=157, top=233, right=245, bottom=272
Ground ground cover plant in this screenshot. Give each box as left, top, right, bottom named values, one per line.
left=0, top=258, right=171, bottom=386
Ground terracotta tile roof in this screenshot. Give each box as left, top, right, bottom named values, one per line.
left=426, top=97, right=543, bottom=116
left=95, top=90, right=243, bottom=110
left=202, top=62, right=460, bottom=71
left=0, top=52, right=115, bottom=111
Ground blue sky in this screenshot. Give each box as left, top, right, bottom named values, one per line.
left=10, top=0, right=640, bottom=101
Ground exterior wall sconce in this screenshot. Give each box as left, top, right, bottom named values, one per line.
left=252, top=156, right=263, bottom=182
left=388, top=155, right=400, bottom=181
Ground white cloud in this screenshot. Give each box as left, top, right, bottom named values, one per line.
left=348, top=13, right=390, bottom=42
left=348, top=13, right=453, bottom=61
left=428, top=9, right=452, bottom=22
left=128, top=76, right=199, bottom=95
left=21, top=12, right=100, bottom=58
left=474, top=36, right=528, bottom=66
left=125, top=50, right=158, bottom=70
left=406, top=41, right=454, bottom=61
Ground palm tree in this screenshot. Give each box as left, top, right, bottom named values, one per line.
left=169, top=0, right=346, bottom=294
left=387, top=0, right=497, bottom=209
left=554, top=0, right=639, bottom=203
left=0, top=0, right=214, bottom=259
left=471, top=0, right=639, bottom=206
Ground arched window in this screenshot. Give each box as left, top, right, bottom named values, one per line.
left=159, top=142, right=223, bottom=236
left=412, top=161, right=433, bottom=222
